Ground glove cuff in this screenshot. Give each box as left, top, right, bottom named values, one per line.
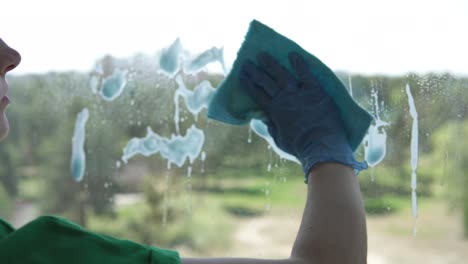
left=298, top=135, right=368, bottom=184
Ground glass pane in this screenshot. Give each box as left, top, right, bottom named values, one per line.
left=2, top=0, right=467, bottom=263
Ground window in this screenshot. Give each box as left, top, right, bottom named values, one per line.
left=2, top=0, right=467, bottom=262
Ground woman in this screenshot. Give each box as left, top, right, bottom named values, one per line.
left=0, top=38, right=21, bottom=141
left=0, top=37, right=367, bottom=264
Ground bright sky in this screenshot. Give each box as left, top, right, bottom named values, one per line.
left=3, top=0, right=468, bottom=75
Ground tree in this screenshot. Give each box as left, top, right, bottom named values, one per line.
left=429, top=121, right=468, bottom=237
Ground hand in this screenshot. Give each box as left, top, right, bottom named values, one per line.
left=239, top=52, right=367, bottom=180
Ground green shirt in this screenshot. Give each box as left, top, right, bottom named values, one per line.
left=0, top=216, right=180, bottom=264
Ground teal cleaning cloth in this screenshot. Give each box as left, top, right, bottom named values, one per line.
left=207, top=20, right=373, bottom=151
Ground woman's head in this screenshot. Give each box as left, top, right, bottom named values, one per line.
left=0, top=38, right=21, bottom=141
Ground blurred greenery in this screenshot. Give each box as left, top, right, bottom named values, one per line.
left=364, top=196, right=407, bottom=215
left=425, top=121, right=468, bottom=235
left=0, top=51, right=467, bottom=254
left=0, top=184, right=12, bottom=218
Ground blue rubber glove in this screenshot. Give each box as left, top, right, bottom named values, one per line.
left=239, top=51, right=367, bottom=182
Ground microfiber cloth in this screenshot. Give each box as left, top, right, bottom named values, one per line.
left=207, top=20, right=373, bottom=151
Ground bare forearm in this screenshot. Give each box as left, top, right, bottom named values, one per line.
left=291, top=163, right=367, bottom=264
left=181, top=163, right=367, bottom=264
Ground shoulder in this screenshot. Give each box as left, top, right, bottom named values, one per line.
left=29, top=215, right=82, bottom=229
left=15, top=215, right=83, bottom=236
left=0, top=218, right=15, bottom=239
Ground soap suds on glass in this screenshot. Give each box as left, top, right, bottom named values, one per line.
left=71, top=108, right=89, bottom=182
left=173, top=75, right=215, bottom=134
left=121, top=125, right=205, bottom=168
left=250, top=119, right=299, bottom=164
left=159, top=38, right=183, bottom=77
left=89, top=61, right=129, bottom=101
left=364, top=88, right=389, bottom=181
left=184, top=47, right=227, bottom=75
left=100, top=68, right=128, bottom=101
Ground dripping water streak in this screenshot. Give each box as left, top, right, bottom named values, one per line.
left=441, top=151, right=448, bottom=186
left=200, top=151, right=206, bottom=173
left=267, top=145, right=273, bottom=172
left=187, top=166, right=193, bottom=215
left=265, top=181, right=271, bottom=212
left=173, top=76, right=183, bottom=135
left=406, top=83, right=419, bottom=236
left=162, top=168, right=171, bottom=227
